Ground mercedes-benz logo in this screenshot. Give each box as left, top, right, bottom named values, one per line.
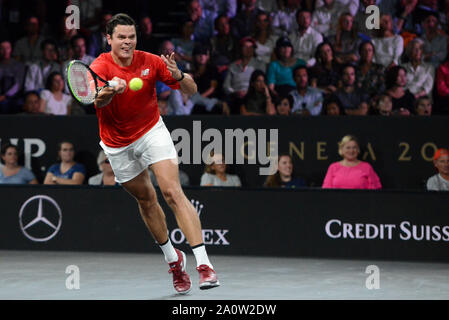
left=19, top=195, right=62, bottom=242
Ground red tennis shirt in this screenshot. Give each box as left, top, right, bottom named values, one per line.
left=89, top=50, right=180, bottom=147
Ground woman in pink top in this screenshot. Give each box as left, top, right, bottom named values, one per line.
left=322, top=135, right=382, bottom=189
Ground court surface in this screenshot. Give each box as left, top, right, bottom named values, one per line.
left=1, top=250, right=448, bottom=300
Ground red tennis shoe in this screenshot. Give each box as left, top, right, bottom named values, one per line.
left=168, top=249, right=191, bottom=294
left=196, top=264, right=220, bottom=290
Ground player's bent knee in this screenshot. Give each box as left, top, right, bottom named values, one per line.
left=161, top=186, right=184, bottom=206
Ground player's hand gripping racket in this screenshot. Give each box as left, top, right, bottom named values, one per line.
left=66, top=60, right=118, bottom=105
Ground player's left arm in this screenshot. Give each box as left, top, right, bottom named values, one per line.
left=161, top=53, right=197, bottom=96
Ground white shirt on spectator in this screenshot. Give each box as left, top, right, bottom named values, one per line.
left=223, top=58, right=266, bottom=94
left=24, top=61, right=61, bottom=92
left=315, top=0, right=359, bottom=17
left=289, top=87, right=324, bottom=115
left=403, top=62, right=435, bottom=96
left=289, top=27, right=323, bottom=67
left=427, top=174, right=449, bottom=191
left=40, top=90, right=72, bottom=115
left=200, top=172, right=241, bottom=187
left=272, top=8, right=299, bottom=36
left=255, top=34, right=278, bottom=66
left=372, top=35, right=404, bottom=67
left=311, top=2, right=344, bottom=37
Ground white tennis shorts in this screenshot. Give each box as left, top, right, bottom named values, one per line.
left=99, top=116, right=178, bottom=184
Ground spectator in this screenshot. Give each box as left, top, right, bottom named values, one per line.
left=426, top=148, right=449, bottom=191
left=256, top=0, right=278, bottom=13
left=188, top=0, right=217, bottom=44
left=200, top=152, right=241, bottom=187
left=372, top=14, right=404, bottom=68
left=40, top=72, right=72, bottom=115
left=88, top=151, right=119, bottom=186
left=385, top=66, right=415, bottom=115
left=309, top=42, right=341, bottom=95
left=414, top=95, right=432, bottom=115
left=275, top=94, right=293, bottom=115
left=12, top=16, right=44, bottom=63
left=328, top=12, right=362, bottom=65
left=19, top=91, right=45, bottom=115
left=171, top=19, right=195, bottom=72
left=272, top=0, right=303, bottom=35
left=191, top=44, right=219, bottom=98
left=264, top=153, right=306, bottom=188
left=24, top=39, right=61, bottom=92
left=403, top=38, right=435, bottom=98
left=70, top=0, right=102, bottom=31
left=396, top=0, right=419, bottom=33
left=240, top=69, right=276, bottom=115
left=289, top=65, right=324, bottom=115
left=43, top=141, right=85, bottom=185
left=210, top=14, right=237, bottom=74
left=354, top=0, right=378, bottom=39
left=438, top=0, right=449, bottom=33
left=312, top=0, right=344, bottom=37
left=136, top=16, right=160, bottom=55
left=252, top=11, right=278, bottom=67
left=0, top=40, right=26, bottom=114
left=315, top=0, right=360, bottom=17
left=374, top=94, right=393, bottom=116
left=55, top=15, right=79, bottom=63
left=421, top=12, right=449, bottom=68
left=322, top=135, right=382, bottom=189
left=434, top=54, right=449, bottom=114
left=0, top=143, right=38, bottom=184
left=289, top=9, right=323, bottom=67
left=200, top=0, right=237, bottom=18
left=355, top=41, right=385, bottom=99
left=88, top=11, right=112, bottom=57
left=231, top=0, right=260, bottom=40
left=62, top=35, right=95, bottom=95
left=222, top=36, right=266, bottom=113
left=321, top=96, right=343, bottom=115
left=267, top=36, right=306, bottom=97
left=334, top=64, right=370, bottom=115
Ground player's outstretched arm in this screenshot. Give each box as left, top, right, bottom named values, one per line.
left=161, top=53, right=197, bottom=96
left=95, top=77, right=127, bottom=108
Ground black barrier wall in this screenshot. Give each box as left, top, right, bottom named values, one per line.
left=0, top=115, right=448, bottom=188
left=1, top=185, right=449, bottom=262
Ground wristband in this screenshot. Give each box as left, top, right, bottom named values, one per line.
left=176, top=72, right=185, bottom=82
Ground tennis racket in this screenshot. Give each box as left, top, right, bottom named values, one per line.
left=66, top=60, right=118, bottom=105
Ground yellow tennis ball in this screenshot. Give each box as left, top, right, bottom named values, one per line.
left=129, top=77, right=143, bottom=91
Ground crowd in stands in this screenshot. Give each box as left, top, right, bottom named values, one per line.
left=1, top=0, right=449, bottom=116
left=0, top=0, right=448, bottom=191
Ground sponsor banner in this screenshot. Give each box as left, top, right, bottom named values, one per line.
left=0, top=115, right=448, bottom=188
left=1, top=186, right=448, bottom=262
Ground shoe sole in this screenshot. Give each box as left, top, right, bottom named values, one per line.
left=199, top=280, right=220, bottom=290
left=175, top=250, right=192, bottom=295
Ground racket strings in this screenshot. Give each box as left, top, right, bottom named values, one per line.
left=67, top=62, right=97, bottom=104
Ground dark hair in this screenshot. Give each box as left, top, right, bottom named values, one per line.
left=295, top=9, right=311, bottom=21
left=292, top=65, right=308, bottom=78
left=45, top=72, right=63, bottom=91
left=385, top=66, right=406, bottom=89
left=275, top=94, right=294, bottom=109
left=358, top=40, right=376, bottom=56
left=56, top=140, right=75, bottom=161
left=106, top=13, right=137, bottom=38
left=1, top=143, right=18, bottom=157
left=214, top=14, right=229, bottom=30
left=40, top=38, right=57, bottom=51
left=321, top=96, right=343, bottom=115
left=314, top=41, right=334, bottom=65
left=24, top=90, right=40, bottom=101
left=70, top=34, right=86, bottom=48
left=246, top=69, right=267, bottom=96
left=264, top=153, right=293, bottom=188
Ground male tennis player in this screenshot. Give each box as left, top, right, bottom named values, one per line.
left=89, top=13, right=219, bottom=293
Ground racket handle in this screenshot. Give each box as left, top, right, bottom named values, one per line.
left=108, top=80, right=119, bottom=87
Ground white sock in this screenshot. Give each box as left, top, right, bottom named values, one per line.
left=192, top=244, right=213, bottom=269
left=159, top=239, right=178, bottom=264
